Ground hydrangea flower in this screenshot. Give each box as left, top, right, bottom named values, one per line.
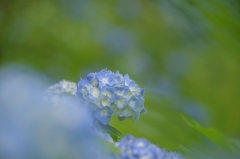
left=76, top=69, right=146, bottom=125
left=46, top=80, right=77, bottom=96
left=116, top=135, right=184, bottom=159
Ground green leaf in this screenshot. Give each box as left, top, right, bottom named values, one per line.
left=182, top=115, right=226, bottom=146
left=94, top=120, right=124, bottom=142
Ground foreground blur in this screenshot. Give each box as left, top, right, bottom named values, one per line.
left=0, top=66, right=103, bottom=159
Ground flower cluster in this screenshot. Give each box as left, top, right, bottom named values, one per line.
left=76, top=69, right=146, bottom=125
left=1, top=67, right=186, bottom=159
left=116, top=135, right=184, bottom=159
left=46, top=80, right=77, bottom=96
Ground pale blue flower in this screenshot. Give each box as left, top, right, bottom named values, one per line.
left=134, top=88, right=145, bottom=97
left=0, top=67, right=113, bottom=159
left=128, top=80, right=139, bottom=91
left=94, top=107, right=113, bottom=125
left=77, top=79, right=92, bottom=97
left=124, top=74, right=132, bottom=86
left=114, top=86, right=127, bottom=96
left=77, top=78, right=91, bottom=89
left=77, top=69, right=146, bottom=124
left=101, top=97, right=112, bottom=107
left=114, top=70, right=124, bottom=84
left=116, top=135, right=184, bottom=159
left=115, top=96, right=127, bottom=109
left=89, top=87, right=100, bottom=100
left=96, top=69, right=116, bottom=87
left=128, top=96, right=144, bottom=111
left=122, top=87, right=133, bottom=100
left=45, top=80, right=78, bottom=105
left=86, top=72, right=98, bottom=87
left=101, top=87, right=115, bottom=100
left=46, top=80, right=77, bottom=96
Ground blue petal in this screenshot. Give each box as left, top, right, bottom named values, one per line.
left=101, top=97, right=112, bottom=107
left=124, top=74, right=132, bottom=86
left=94, top=107, right=112, bottom=125
left=96, top=69, right=106, bottom=81
left=127, top=96, right=142, bottom=111
left=115, top=70, right=124, bottom=84
left=88, top=87, right=100, bottom=100
left=123, top=87, right=132, bottom=99
left=106, top=74, right=116, bottom=86
left=117, top=135, right=183, bottom=159
left=139, top=88, right=145, bottom=96
left=128, top=80, right=139, bottom=91
left=77, top=79, right=89, bottom=89
left=86, top=73, right=98, bottom=86
left=115, top=96, right=127, bottom=109
left=101, top=86, right=115, bottom=100
left=98, top=81, right=106, bottom=88
left=99, top=116, right=111, bottom=125
left=96, top=69, right=116, bottom=86
left=114, top=86, right=126, bottom=96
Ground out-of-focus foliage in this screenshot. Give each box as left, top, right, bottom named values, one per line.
left=1, top=0, right=240, bottom=156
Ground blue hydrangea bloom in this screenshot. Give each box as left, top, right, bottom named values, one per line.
left=77, top=69, right=146, bottom=125
left=116, top=135, right=184, bottom=159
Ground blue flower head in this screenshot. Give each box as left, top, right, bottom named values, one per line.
left=116, top=135, right=184, bottom=159
left=76, top=69, right=146, bottom=125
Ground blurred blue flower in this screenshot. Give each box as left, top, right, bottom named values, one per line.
left=116, top=135, right=184, bottom=159
left=94, top=107, right=113, bottom=125
left=46, top=80, right=77, bottom=96
left=0, top=66, right=116, bottom=159
left=45, top=80, right=78, bottom=105
left=77, top=69, right=146, bottom=125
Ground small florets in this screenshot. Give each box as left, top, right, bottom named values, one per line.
left=116, top=135, right=184, bottom=159
left=76, top=69, right=146, bottom=125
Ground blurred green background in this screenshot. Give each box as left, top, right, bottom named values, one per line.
left=1, top=0, right=240, bottom=154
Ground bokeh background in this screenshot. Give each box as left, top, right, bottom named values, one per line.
left=1, top=0, right=240, bottom=155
